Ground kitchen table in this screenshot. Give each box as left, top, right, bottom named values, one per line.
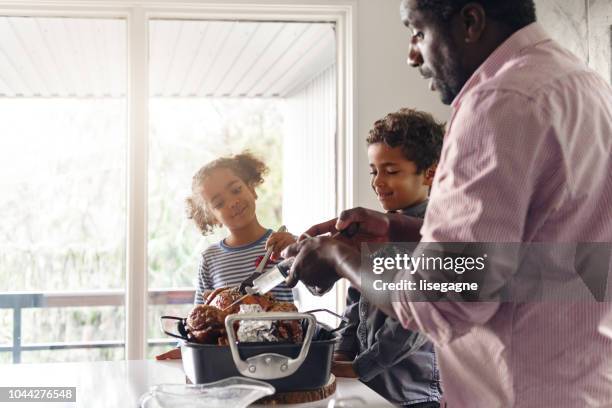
left=0, top=359, right=394, bottom=407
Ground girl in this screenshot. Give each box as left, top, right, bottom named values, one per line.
left=185, top=151, right=294, bottom=304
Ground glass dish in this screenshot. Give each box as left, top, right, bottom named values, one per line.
left=139, top=377, right=275, bottom=408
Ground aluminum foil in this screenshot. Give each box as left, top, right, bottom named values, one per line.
left=236, top=304, right=278, bottom=343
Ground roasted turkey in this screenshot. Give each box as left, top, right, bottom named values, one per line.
left=267, top=301, right=303, bottom=343
left=207, top=287, right=275, bottom=314
left=184, top=287, right=303, bottom=345
left=186, top=304, right=227, bottom=344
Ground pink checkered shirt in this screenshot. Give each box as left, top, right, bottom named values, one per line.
left=393, top=23, right=612, bottom=407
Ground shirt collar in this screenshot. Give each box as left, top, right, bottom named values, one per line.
left=398, top=199, right=429, bottom=217
left=451, top=23, right=551, bottom=108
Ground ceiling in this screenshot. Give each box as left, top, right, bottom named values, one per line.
left=0, top=17, right=336, bottom=98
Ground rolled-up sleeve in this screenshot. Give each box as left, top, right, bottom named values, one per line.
left=352, top=317, right=428, bottom=381
left=393, top=89, right=553, bottom=345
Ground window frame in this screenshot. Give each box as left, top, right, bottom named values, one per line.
left=0, top=0, right=356, bottom=360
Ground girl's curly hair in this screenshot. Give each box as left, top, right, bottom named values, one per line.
left=186, top=151, right=268, bottom=235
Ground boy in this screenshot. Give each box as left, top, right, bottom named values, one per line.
left=332, top=108, right=444, bottom=407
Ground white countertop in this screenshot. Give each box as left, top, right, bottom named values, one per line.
left=0, top=360, right=394, bottom=407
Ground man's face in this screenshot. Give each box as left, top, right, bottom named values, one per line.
left=401, top=0, right=470, bottom=105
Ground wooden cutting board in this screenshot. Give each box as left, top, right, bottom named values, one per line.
left=257, top=374, right=336, bottom=405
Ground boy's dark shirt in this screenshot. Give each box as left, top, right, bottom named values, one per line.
left=336, top=200, right=442, bottom=405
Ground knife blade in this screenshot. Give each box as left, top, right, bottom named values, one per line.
left=249, top=258, right=294, bottom=296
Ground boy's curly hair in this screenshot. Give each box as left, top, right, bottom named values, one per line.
left=367, top=108, right=445, bottom=173
left=186, top=151, right=268, bottom=235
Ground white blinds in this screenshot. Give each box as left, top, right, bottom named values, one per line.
left=281, top=64, right=338, bottom=323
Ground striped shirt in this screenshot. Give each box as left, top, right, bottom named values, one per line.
left=393, top=23, right=612, bottom=407
left=194, top=229, right=294, bottom=304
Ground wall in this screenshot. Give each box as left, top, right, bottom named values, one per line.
left=536, top=0, right=611, bottom=84
left=354, top=0, right=451, bottom=210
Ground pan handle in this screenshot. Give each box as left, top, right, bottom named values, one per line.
left=304, top=308, right=349, bottom=324
left=224, top=312, right=316, bottom=380
left=159, top=315, right=188, bottom=341
left=304, top=308, right=348, bottom=334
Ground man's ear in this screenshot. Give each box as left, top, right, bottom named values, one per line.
left=423, top=164, right=437, bottom=186
left=459, top=2, right=486, bottom=43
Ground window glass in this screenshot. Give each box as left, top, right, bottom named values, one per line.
left=0, top=17, right=127, bottom=363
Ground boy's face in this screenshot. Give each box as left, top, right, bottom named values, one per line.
left=368, top=143, right=432, bottom=211
left=200, top=167, right=258, bottom=230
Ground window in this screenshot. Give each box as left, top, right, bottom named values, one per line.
left=0, top=17, right=127, bottom=363
left=146, top=19, right=337, bottom=356
left=0, top=2, right=354, bottom=362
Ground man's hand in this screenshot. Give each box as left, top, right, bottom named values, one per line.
left=299, top=207, right=422, bottom=248
left=299, top=207, right=391, bottom=248
left=284, top=206, right=419, bottom=316
left=282, top=237, right=360, bottom=293
left=335, top=207, right=392, bottom=244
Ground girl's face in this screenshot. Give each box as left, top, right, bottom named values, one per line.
left=368, top=142, right=433, bottom=211
left=200, top=167, right=258, bottom=230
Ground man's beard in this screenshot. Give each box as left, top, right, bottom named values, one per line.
left=420, top=59, right=466, bottom=105
left=436, top=77, right=461, bottom=105
left=432, top=29, right=471, bottom=105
